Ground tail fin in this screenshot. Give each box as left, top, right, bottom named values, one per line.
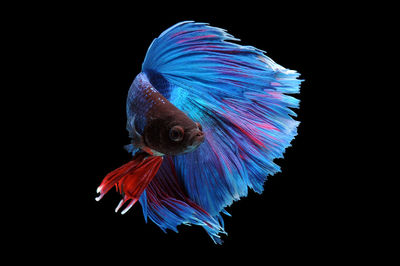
left=96, top=152, right=163, bottom=214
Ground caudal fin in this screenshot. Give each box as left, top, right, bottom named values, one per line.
left=96, top=152, right=163, bottom=214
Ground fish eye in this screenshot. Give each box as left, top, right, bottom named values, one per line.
left=195, top=122, right=202, bottom=131
left=169, top=126, right=184, bottom=142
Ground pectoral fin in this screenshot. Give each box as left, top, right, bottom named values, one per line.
left=126, top=115, right=162, bottom=156
left=127, top=115, right=144, bottom=146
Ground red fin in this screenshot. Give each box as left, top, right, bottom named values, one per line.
left=141, top=146, right=154, bottom=156
left=96, top=152, right=163, bottom=214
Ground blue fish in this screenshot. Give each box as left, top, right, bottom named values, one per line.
left=96, top=21, right=302, bottom=244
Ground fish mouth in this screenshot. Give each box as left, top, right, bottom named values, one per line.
left=192, top=133, right=205, bottom=146
left=185, top=129, right=205, bottom=152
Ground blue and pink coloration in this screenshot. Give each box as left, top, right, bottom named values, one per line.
left=96, top=21, right=302, bottom=244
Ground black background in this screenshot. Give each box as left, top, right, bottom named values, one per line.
left=16, top=2, right=362, bottom=262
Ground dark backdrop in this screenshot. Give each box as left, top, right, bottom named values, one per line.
left=22, top=2, right=355, bottom=262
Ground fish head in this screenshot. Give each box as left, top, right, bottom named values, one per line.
left=144, top=112, right=205, bottom=156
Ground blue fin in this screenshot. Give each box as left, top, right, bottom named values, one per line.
left=139, top=156, right=226, bottom=244
left=141, top=21, right=302, bottom=234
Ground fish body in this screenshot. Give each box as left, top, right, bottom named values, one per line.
left=96, top=21, right=302, bottom=244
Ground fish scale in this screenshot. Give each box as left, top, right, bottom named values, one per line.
left=126, top=73, right=167, bottom=134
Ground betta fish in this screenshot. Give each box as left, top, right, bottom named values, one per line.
left=95, top=21, right=302, bottom=244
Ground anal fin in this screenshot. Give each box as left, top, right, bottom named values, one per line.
left=96, top=152, right=163, bottom=214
